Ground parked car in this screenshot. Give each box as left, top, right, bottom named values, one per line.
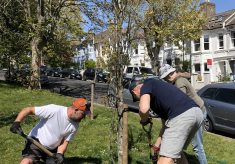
left=5, top=66, right=49, bottom=86
left=39, top=74, right=49, bottom=85
left=83, top=68, right=110, bottom=83
left=197, top=82, right=235, bottom=134
left=40, top=65, right=47, bottom=75
left=59, top=68, right=82, bottom=79
left=45, top=67, right=61, bottom=77
left=123, top=65, right=155, bottom=78
left=107, top=75, right=158, bottom=118
left=83, top=68, right=95, bottom=81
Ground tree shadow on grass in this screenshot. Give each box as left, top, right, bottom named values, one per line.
left=186, top=153, right=199, bottom=164
left=65, top=156, right=102, bottom=164
left=0, top=113, right=17, bottom=128
left=0, top=113, right=37, bottom=128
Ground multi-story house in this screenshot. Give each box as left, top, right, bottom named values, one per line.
left=73, top=35, right=96, bottom=69
left=128, top=32, right=151, bottom=68
left=191, top=1, right=235, bottom=89
left=75, top=30, right=152, bottom=69
left=159, top=41, right=191, bottom=69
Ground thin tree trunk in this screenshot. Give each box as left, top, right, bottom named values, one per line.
left=90, top=81, right=95, bottom=120
left=122, top=104, right=128, bottom=163
left=30, top=37, right=40, bottom=89
left=118, top=101, right=124, bottom=164
left=28, top=0, right=44, bottom=89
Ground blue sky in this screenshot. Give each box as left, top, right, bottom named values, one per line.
left=208, top=0, right=235, bottom=13
left=84, top=1, right=235, bottom=32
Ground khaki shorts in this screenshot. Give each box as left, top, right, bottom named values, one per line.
left=159, top=107, right=203, bottom=159
left=22, top=137, right=57, bottom=162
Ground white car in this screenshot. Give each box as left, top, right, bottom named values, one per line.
left=123, top=66, right=155, bottom=78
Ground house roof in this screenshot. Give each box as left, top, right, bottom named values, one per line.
left=204, top=9, right=235, bottom=30
left=94, top=30, right=111, bottom=44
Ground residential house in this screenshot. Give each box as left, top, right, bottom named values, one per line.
left=75, top=29, right=152, bottom=69
left=191, top=1, right=235, bottom=89
left=73, top=34, right=96, bottom=69
left=128, top=32, right=151, bottom=68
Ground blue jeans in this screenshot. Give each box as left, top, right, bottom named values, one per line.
left=191, top=123, right=208, bottom=164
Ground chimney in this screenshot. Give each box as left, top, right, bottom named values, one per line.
left=200, top=0, right=216, bottom=18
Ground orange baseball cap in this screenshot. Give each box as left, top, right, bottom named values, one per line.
left=72, top=98, right=88, bottom=111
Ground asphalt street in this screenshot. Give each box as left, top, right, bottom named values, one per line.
left=0, top=70, right=109, bottom=105
left=43, top=76, right=109, bottom=105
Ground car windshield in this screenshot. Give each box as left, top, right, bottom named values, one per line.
left=140, top=67, right=154, bottom=74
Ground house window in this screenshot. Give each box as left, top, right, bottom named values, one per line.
left=218, top=34, right=224, bottom=49
left=194, top=39, right=200, bottom=51
left=194, top=63, right=201, bottom=72
left=204, top=63, right=209, bottom=71
left=204, top=35, right=209, bottom=50
left=231, top=31, right=235, bottom=47
left=135, top=48, right=138, bottom=54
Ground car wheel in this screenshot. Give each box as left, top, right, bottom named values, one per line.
left=203, top=117, right=213, bottom=132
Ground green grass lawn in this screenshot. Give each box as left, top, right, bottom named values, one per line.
left=0, top=81, right=235, bottom=164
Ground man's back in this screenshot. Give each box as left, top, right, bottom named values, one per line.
left=141, top=79, right=198, bottom=120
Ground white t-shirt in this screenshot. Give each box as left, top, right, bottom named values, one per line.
left=29, top=104, right=79, bottom=150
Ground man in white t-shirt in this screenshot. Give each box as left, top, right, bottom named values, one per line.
left=10, top=98, right=90, bottom=164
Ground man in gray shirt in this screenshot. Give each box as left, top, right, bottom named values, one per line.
left=159, top=64, right=207, bottom=164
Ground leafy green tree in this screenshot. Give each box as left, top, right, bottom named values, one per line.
left=0, top=0, right=84, bottom=89
left=0, top=1, right=31, bottom=78
left=135, top=0, right=206, bottom=72
left=85, top=59, right=96, bottom=69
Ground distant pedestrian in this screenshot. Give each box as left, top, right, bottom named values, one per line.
left=129, top=77, right=203, bottom=164
left=159, top=64, right=207, bottom=164
left=10, top=98, right=90, bottom=164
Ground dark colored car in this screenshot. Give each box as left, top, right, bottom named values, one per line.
left=40, top=74, right=49, bottom=85
left=107, top=75, right=158, bottom=118
left=5, top=66, right=49, bottom=86
left=197, top=82, right=235, bottom=134
left=59, top=68, right=82, bottom=79
left=83, top=68, right=110, bottom=83
left=45, top=67, right=61, bottom=77
left=83, top=68, right=95, bottom=81
left=40, top=65, right=48, bottom=75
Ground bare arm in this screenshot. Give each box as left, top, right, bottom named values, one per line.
left=154, top=119, right=166, bottom=147
left=57, top=139, right=69, bottom=154
left=15, top=107, right=35, bottom=122
left=139, top=94, right=150, bottom=122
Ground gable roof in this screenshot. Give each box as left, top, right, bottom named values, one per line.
left=204, top=9, right=235, bottom=30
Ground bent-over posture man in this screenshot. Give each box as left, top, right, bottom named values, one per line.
left=129, top=78, right=203, bottom=164
left=10, top=98, right=90, bottom=164
left=159, top=64, right=207, bottom=164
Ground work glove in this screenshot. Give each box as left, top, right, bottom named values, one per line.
left=151, top=145, right=160, bottom=162
left=54, top=153, right=64, bottom=164
left=10, top=121, right=23, bottom=134
left=140, top=118, right=152, bottom=126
